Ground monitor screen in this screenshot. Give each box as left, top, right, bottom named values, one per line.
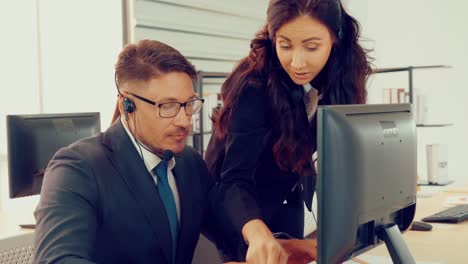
left=317, top=104, right=417, bottom=263
left=7, top=112, right=100, bottom=198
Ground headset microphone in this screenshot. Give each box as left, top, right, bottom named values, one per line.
left=291, top=88, right=303, bottom=103
left=115, top=72, right=173, bottom=163
left=115, top=71, right=148, bottom=160
left=162, top=150, right=174, bottom=161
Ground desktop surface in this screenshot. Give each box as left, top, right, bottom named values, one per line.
left=0, top=210, right=34, bottom=240
left=0, top=187, right=467, bottom=263
left=364, top=186, right=468, bottom=263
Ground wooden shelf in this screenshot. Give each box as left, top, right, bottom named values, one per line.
left=191, top=131, right=213, bottom=136
left=194, top=71, right=230, bottom=156
left=372, top=65, right=451, bottom=74
left=416, top=123, right=454, bottom=128
left=371, top=65, right=452, bottom=104
left=197, top=71, right=229, bottom=78
left=417, top=180, right=454, bottom=186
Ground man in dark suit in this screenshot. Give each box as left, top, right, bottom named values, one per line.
left=34, top=39, right=222, bottom=264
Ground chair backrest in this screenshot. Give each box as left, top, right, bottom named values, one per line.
left=192, top=234, right=222, bottom=264
left=0, top=232, right=34, bottom=264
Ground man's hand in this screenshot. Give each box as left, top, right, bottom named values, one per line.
left=277, top=239, right=317, bottom=264
left=242, top=219, right=288, bottom=264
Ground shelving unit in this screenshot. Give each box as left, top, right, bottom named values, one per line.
left=192, top=71, right=229, bottom=156
left=372, top=65, right=451, bottom=104
left=373, top=65, right=454, bottom=185
left=416, top=124, right=453, bottom=128
left=192, top=66, right=454, bottom=184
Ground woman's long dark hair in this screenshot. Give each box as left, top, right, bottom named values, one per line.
left=214, top=0, right=372, bottom=174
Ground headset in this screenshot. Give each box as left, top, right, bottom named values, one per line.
left=334, top=0, right=344, bottom=40
left=313, top=0, right=343, bottom=40
left=114, top=72, right=144, bottom=157
left=323, top=0, right=343, bottom=40
left=115, top=72, right=165, bottom=159
left=122, top=97, right=135, bottom=121
left=115, top=71, right=136, bottom=121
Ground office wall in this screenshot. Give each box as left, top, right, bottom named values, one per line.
left=353, top=1, right=468, bottom=185
left=1, top=0, right=466, bottom=212
left=129, top=0, right=268, bottom=73
left=0, top=0, right=122, bottom=211
left=38, top=1, right=122, bottom=123
left=128, top=0, right=269, bottom=153
left=131, top=0, right=468, bottom=186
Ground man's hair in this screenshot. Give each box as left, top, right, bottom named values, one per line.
left=115, top=39, right=196, bottom=87
left=111, top=39, right=196, bottom=123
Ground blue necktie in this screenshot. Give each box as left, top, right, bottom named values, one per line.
left=153, top=160, right=178, bottom=262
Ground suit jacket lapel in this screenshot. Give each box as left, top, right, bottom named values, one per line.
left=173, top=155, right=197, bottom=264
left=102, top=121, right=173, bottom=263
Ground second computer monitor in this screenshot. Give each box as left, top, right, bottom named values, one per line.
left=7, top=112, right=101, bottom=198
left=317, top=104, right=417, bottom=264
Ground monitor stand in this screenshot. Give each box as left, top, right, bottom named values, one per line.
left=378, top=224, right=416, bottom=264
left=418, top=179, right=454, bottom=186
left=19, top=224, right=36, bottom=229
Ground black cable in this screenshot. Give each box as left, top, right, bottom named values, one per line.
left=311, top=156, right=318, bottom=226
left=116, top=72, right=162, bottom=163
left=117, top=74, right=160, bottom=160
left=128, top=108, right=164, bottom=159
left=115, top=71, right=122, bottom=96
left=273, top=232, right=295, bottom=239
left=130, top=112, right=144, bottom=160
left=311, top=209, right=317, bottom=225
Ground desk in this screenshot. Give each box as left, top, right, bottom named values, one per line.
left=1, top=187, right=467, bottom=263
left=0, top=210, right=34, bottom=240
left=363, top=187, right=468, bottom=263
left=0, top=211, right=35, bottom=263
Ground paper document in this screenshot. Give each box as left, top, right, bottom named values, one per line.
left=309, top=255, right=442, bottom=264
left=446, top=195, right=468, bottom=205
left=343, top=255, right=442, bottom=264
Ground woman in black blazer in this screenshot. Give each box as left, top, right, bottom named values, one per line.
left=205, top=0, right=372, bottom=263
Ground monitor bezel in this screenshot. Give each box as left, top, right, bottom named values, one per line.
left=6, top=112, right=101, bottom=198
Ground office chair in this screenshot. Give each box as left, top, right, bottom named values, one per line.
left=0, top=232, right=34, bottom=263
left=192, top=234, right=222, bottom=264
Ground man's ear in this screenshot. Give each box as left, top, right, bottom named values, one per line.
left=110, top=97, right=122, bottom=125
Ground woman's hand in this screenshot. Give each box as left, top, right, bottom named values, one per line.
left=242, top=219, right=288, bottom=264
left=246, top=235, right=288, bottom=264
left=277, top=238, right=317, bottom=264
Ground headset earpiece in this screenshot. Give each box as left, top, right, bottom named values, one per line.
left=122, top=97, right=135, bottom=121
left=336, top=0, right=343, bottom=40
left=122, top=97, right=135, bottom=113
left=338, top=28, right=343, bottom=40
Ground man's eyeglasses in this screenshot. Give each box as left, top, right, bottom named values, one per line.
left=125, top=91, right=204, bottom=118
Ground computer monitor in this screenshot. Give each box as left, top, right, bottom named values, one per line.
left=317, top=104, right=417, bottom=264
left=7, top=112, right=101, bottom=198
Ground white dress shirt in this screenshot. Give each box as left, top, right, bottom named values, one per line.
left=121, top=118, right=180, bottom=220
left=303, top=83, right=322, bottom=100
